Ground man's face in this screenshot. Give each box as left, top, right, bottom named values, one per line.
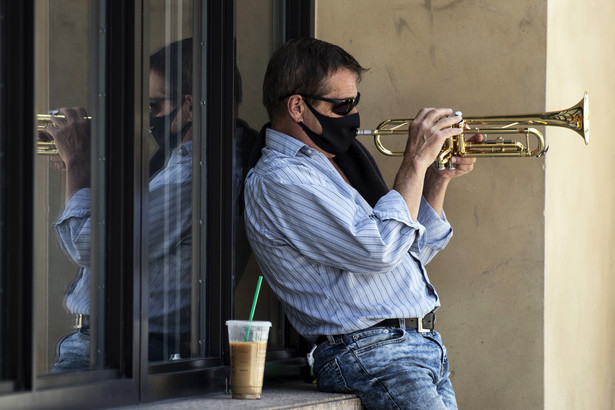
left=302, top=68, right=359, bottom=134
left=149, top=70, right=192, bottom=140
left=149, top=71, right=176, bottom=117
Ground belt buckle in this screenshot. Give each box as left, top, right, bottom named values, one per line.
left=417, top=317, right=428, bottom=333
left=74, top=314, right=84, bottom=329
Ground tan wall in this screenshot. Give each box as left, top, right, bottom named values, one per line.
left=545, top=0, right=615, bottom=409
left=316, top=1, right=615, bottom=409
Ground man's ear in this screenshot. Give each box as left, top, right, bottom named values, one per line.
left=185, top=94, right=193, bottom=121
left=287, top=95, right=305, bottom=123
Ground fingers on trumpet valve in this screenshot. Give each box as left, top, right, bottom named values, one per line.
left=453, top=112, right=486, bottom=142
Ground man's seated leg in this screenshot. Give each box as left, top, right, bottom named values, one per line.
left=313, top=328, right=457, bottom=410
left=50, top=327, right=91, bottom=373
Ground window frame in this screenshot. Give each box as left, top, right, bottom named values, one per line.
left=0, top=0, right=312, bottom=407
left=1, top=0, right=36, bottom=394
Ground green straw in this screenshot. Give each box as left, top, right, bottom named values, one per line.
left=245, top=276, right=263, bottom=341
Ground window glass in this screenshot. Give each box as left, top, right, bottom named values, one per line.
left=33, top=1, right=107, bottom=374
left=0, top=0, right=4, bottom=381
left=234, top=0, right=287, bottom=350
left=146, top=0, right=196, bottom=364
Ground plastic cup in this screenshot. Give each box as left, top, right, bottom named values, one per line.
left=226, top=320, right=272, bottom=399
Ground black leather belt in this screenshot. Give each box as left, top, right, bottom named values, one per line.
left=316, top=313, right=436, bottom=345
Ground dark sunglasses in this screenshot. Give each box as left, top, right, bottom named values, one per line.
left=149, top=96, right=180, bottom=116
left=299, top=92, right=361, bottom=116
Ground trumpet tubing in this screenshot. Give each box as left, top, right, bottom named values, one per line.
left=37, top=141, right=59, bottom=155
left=36, top=113, right=92, bottom=155
left=358, top=92, right=589, bottom=170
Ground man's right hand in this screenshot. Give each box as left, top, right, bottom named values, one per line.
left=38, top=107, right=91, bottom=203
left=401, top=108, right=463, bottom=172
left=392, top=108, right=464, bottom=220
left=40, top=107, right=91, bottom=170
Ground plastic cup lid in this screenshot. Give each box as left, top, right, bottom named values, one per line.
left=226, top=320, right=272, bottom=327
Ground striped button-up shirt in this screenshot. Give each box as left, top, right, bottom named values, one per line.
left=54, top=142, right=193, bottom=333
left=244, top=129, right=453, bottom=338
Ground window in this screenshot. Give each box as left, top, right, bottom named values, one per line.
left=0, top=0, right=5, bottom=385
left=145, top=0, right=196, bottom=366
left=0, top=0, right=310, bottom=407
left=33, top=0, right=108, bottom=376
left=234, top=0, right=314, bottom=356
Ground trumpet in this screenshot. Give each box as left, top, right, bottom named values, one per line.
left=36, top=113, right=92, bottom=155
left=357, top=92, right=589, bottom=170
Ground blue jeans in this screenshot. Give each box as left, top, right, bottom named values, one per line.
left=50, top=327, right=192, bottom=373
left=312, top=327, right=457, bottom=410
left=50, top=327, right=91, bottom=373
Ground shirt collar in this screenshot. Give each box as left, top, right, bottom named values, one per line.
left=171, top=140, right=193, bottom=158
left=266, top=128, right=316, bottom=157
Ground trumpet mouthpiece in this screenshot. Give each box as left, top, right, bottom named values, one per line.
left=356, top=129, right=373, bottom=136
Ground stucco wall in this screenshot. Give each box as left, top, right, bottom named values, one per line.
left=545, top=1, right=615, bottom=409
left=316, top=1, right=614, bottom=409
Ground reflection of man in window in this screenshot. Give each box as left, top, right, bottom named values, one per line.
left=41, top=38, right=194, bottom=372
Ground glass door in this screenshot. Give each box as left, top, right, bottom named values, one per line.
left=145, top=0, right=197, bottom=364
left=33, top=0, right=109, bottom=375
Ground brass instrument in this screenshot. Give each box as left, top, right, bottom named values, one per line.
left=36, top=113, right=92, bottom=155
left=357, top=92, right=589, bottom=170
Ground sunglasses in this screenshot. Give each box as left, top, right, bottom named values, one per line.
left=299, top=92, right=361, bottom=116
left=149, top=96, right=180, bottom=116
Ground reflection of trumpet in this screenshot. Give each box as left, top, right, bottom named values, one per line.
left=36, top=113, right=92, bottom=155
left=357, top=92, right=589, bottom=170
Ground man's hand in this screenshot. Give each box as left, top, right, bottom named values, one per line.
left=39, top=107, right=91, bottom=170
left=401, top=108, right=464, bottom=173
left=393, top=108, right=465, bottom=220
left=38, top=107, right=91, bottom=203
left=427, top=132, right=484, bottom=182
left=422, top=132, right=483, bottom=216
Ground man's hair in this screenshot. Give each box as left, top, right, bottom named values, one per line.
left=262, top=37, right=367, bottom=120
left=150, top=37, right=193, bottom=95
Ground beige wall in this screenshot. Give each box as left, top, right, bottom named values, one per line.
left=316, top=1, right=614, bottom=409
left=545, top=0, right=615, bottom=409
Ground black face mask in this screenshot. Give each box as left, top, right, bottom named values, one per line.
left=149, top=105, right=192, bottom=175
left=299, top=101, right=360, bottom=155
left=149, top=105, right=182, bottom=154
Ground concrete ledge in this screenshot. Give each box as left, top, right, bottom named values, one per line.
left=118, top=381, right=362, bottom=409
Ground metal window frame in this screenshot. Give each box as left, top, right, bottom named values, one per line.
left=0, top=0, right=35, bottom=394
left=0, top=0, right=312, bottom=407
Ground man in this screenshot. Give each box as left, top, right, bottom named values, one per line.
left=244, top=37, right=481, bottom=409
left=42, top=38, right=194, bottom=371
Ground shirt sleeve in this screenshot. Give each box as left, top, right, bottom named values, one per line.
left=54, top=188, right=92, bottom=267
left=412, top=196, right=453, bottom=264
left=247, top=169, right=451, bottom=275
left=377, top=190, right=452, bottom=263
left=147, top=158, right=193, bottom=260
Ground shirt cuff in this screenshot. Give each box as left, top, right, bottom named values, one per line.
left=375, top=191, right=452, bottom=254
left=55, top=188, right=91, bottom=225
left=373, top=189, right=427, bottom=242
left=412, top=197, right=452, bottom=253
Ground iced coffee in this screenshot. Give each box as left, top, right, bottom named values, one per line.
left=226, top=320, right=271, bottom=399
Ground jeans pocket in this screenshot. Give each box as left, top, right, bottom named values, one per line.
left=316, top=358, right=354, bottom=394
left=352, top=327, right=406, bottom=353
